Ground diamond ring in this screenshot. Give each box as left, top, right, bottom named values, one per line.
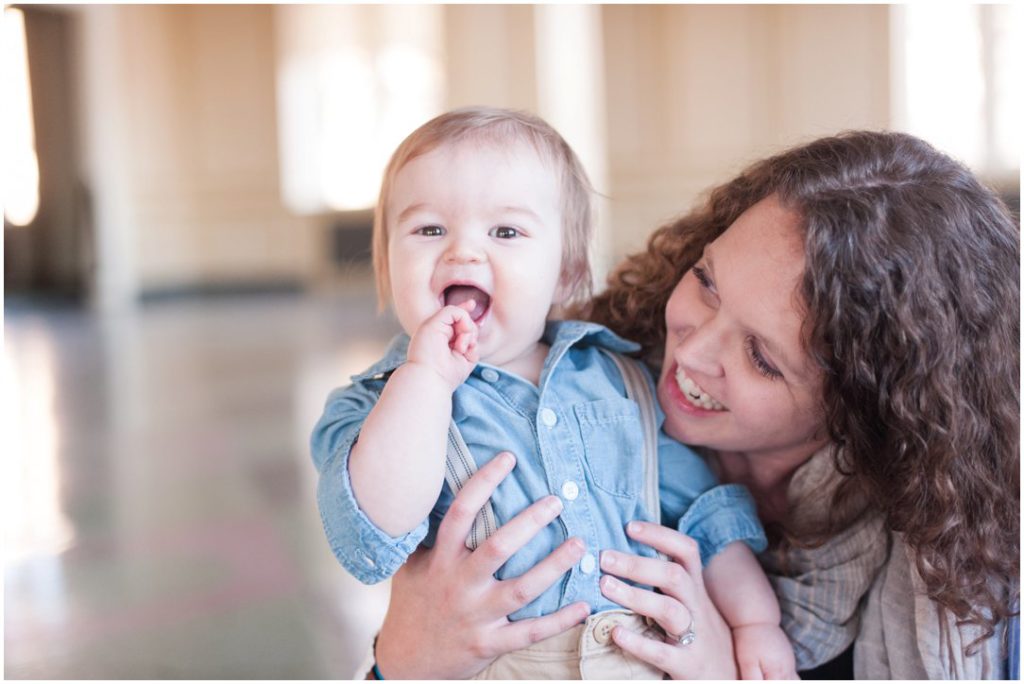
left=670, top=617, right=696, bottom=647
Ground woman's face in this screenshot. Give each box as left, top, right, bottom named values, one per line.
left=656, top=195, right=828, bottom=467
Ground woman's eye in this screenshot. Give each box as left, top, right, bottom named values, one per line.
left=416, top=225, right=445, bottom=237
left=744, top=337, right=783, bottom=380
left=490, top=226, right=520, bottom=239
left=692, top=265, right=714, bottom=291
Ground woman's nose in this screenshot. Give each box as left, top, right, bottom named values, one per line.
left=673, top=322, right=725, bottom=379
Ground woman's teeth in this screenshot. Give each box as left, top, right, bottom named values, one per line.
left=674, top=368, right=725, bottom=411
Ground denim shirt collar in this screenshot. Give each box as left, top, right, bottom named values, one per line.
left=349, top=320, right=640, bottom=383
left=349, top=334, right=411, bottom=382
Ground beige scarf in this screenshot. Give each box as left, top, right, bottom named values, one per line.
left=761, top=446, right=1005, bottom=678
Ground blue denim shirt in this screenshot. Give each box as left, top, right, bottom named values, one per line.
left=311, top=320, right=766, bottom=620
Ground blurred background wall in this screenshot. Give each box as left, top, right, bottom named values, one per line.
left=3, top=4, right=1020, bottom=679
left=6, top=3, right=1017, bottom=309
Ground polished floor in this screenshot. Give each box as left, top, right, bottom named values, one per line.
left=4, top=279, right=400, bottom=678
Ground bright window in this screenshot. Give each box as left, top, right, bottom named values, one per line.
left=893, top=4, right=1020, bottom=181
left=274, top=6, right=445, bottom=214
left=3, top=7, right=40, bottom=227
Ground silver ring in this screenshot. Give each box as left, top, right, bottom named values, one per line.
left=670, top=617, right=696, bottom=647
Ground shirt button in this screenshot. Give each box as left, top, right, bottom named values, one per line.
left=481, top=368, right=499, bottom=383
left=580, top=553, right=596, bottom=574
left=354, top=549, right=376, bottom=569
left=561, top=480, right=579, bottom=501
left=540, top=408, right=558, bottom=427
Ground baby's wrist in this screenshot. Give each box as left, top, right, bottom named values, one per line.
left=400, top=358, right=463, bottom=393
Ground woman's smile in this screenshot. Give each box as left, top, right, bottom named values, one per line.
left=668, top=363, right=726, bottom=412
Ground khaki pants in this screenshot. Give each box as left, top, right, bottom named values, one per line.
left=473, top=610, right=666, bottom=680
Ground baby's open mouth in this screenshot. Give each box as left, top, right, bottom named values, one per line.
left=444, top=285, right=491, bottom=323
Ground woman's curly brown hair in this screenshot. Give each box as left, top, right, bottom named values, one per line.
left=582, top=130, right=1020, bottom=648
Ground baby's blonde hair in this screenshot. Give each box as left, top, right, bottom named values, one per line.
left=372, top=106, right=594, bottom=311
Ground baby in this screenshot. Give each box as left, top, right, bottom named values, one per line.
left=312, top=107, right=795, bottom=678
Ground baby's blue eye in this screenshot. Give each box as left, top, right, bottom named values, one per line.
left=417, top=225, right=445, bottom=237
left=490, top=226, right=519, bottom=239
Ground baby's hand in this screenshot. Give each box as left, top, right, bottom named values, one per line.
left=406, top=302, right=480, bottom=391
left=732, top=623, right=797, bottom=680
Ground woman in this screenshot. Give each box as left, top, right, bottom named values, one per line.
left=369, top=130, right=1019, bottom=679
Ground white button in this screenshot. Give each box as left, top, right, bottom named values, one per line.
left=354, top=549, right=376, bottom=569
left=561, top=480, right=579, bottom=501
left=580, top=553, right=596, bottom=574
left=540, top=408, right=558, bottom=427
left=481, top=368, right=499, bottom=383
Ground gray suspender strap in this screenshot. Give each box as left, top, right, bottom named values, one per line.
left=444, top=421, right=498, bottom=550
left=599, top=351, right=661, bottom=523
left=603, top=352, right=669, bottom=563
left=443, top=351, right=661, bottom=550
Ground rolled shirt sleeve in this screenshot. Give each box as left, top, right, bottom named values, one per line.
left=310, top=382, right=429, bottom=584
left=658, top=433, right=767, bottom=564
left=675, top=484, right=767, bottom=562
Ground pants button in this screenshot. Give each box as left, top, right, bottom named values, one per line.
left=593, top=616, right=618, bottom=645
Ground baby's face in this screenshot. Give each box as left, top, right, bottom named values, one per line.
left=386, top=139, right=566, bottom=368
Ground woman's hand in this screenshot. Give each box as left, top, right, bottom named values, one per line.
left=598, top=521, right=738, bottom=679
left=373, top=452, right=590, bottom=679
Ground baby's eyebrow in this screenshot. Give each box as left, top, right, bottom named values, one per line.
left=396, top=203, right=431, bottom=224
left=496, top=206, right=542, bottom=223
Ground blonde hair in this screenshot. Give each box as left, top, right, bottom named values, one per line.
left=372, top=106, right=594, bottom=311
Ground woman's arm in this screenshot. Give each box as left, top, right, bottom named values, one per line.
left=373, top=452, right=590, bottom=679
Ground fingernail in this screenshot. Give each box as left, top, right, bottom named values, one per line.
left=600, top=575, right=617, bottom=592
left=601, top=551, right=615, bottom=569
left=626, top=521, right=641, bottom=535
left=547, top=496, right=564, bottom=514
left=499, top=452, right=515, bottom=468
left=570, top=537, right=585, bottom=553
